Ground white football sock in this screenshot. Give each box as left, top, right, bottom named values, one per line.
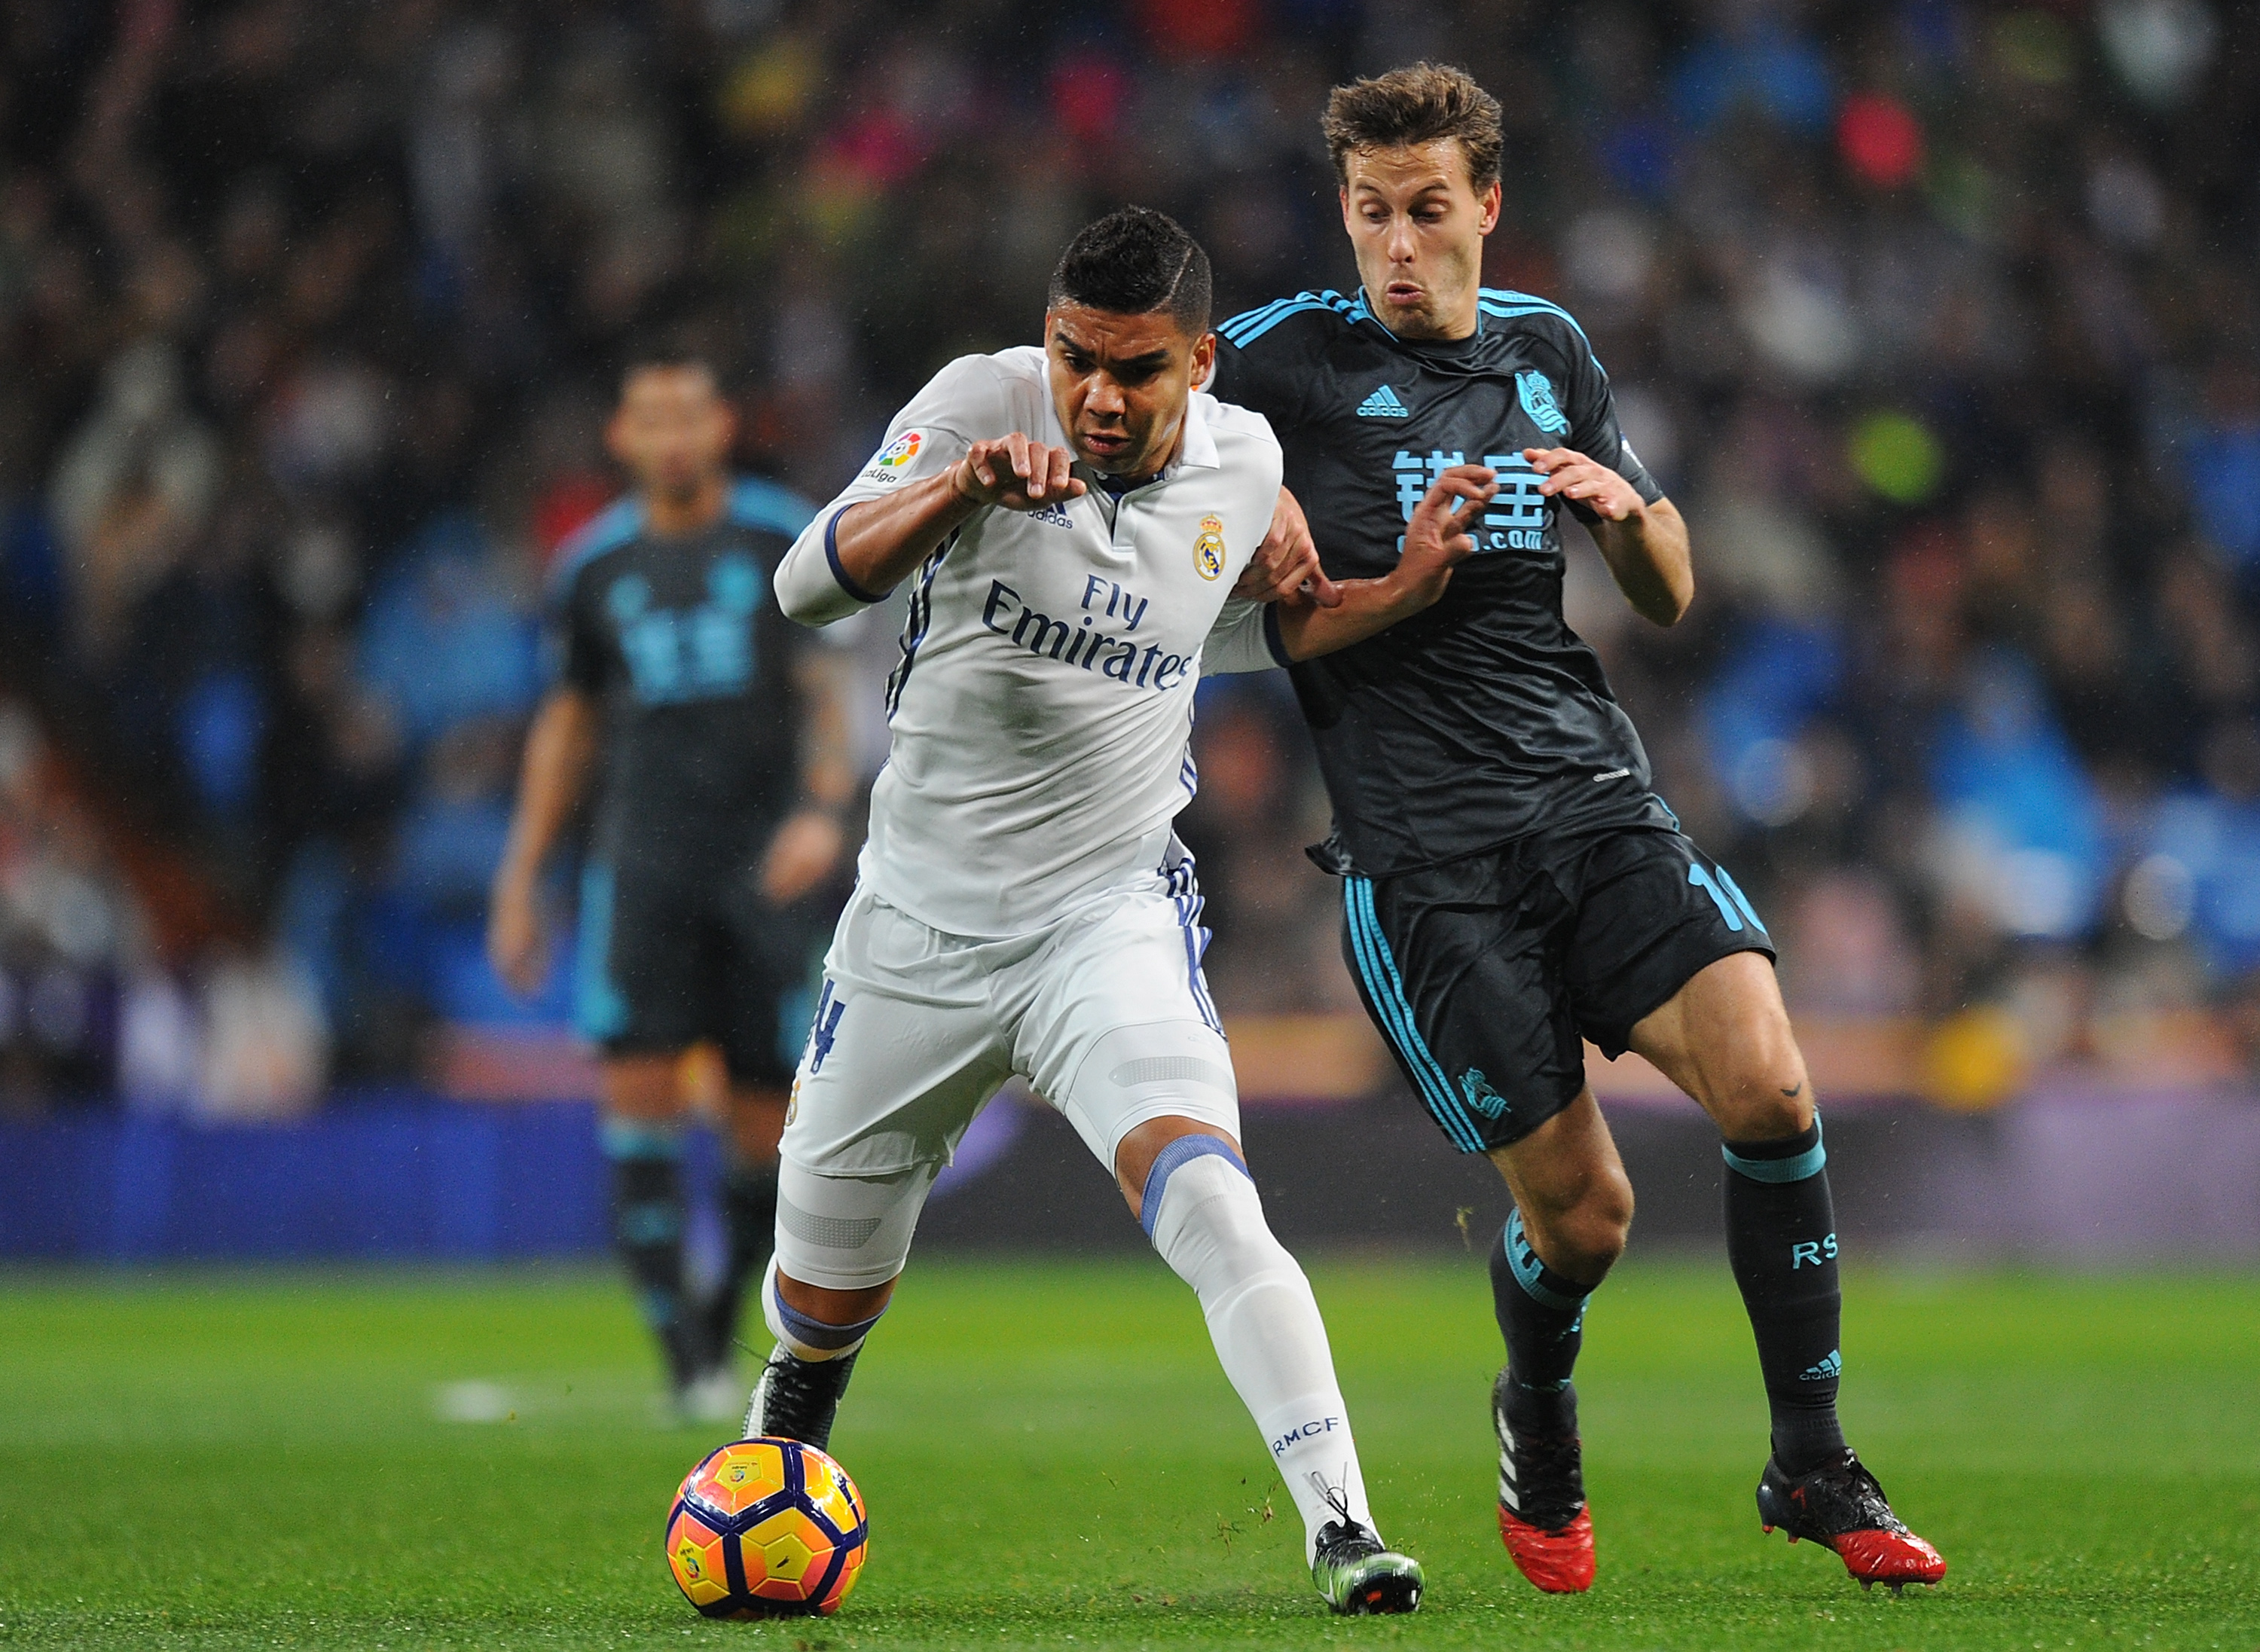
left=1144, top=1142, right=1376, bottom=1561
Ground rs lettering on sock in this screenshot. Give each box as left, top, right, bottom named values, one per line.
left=1722, top=1115, right=1847, bottom=1475
left=1791, top=1233, right=1839, bottom=1268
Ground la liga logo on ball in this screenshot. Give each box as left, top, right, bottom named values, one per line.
left=666, top=1438, right=868, bottom=1619
left=1193, top=513, right=1226, bottom=581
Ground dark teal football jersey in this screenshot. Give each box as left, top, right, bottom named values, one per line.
left=1210, top=287, right=1674, bottom=875
left=550, top=478, right=817, bottom=864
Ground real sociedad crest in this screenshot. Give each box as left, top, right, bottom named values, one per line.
left=1459, top=1067, right=1509, bottom=1119
left=1516, top=370, right=1571, bottom=436
left=1193, top=513, right=1226, bottom=581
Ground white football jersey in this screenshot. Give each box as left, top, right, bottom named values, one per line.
left=776, top=346, right=1284, bottom=937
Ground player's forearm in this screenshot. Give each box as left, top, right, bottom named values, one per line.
left=777, top=473, right=982, bottom=626
left=793, top=654, right=858, bottom=812
left=1591, top=496, right=1692, bottom=626
left=832, top=475, right=983, bottom=598
left=1277, top=460, right=1495, bottom=661
left=1272, top=562, right=1456, bottom=662
left=495, top=690, right=597, bottom=892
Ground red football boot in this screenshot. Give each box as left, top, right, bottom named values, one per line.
left=1757, top=1449, right=1947, bottom=1591
left=1493, top=1369, right=1596, bottom=1593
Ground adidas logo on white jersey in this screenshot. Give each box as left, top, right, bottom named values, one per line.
left=1028, top=499, right=1074, bottom=527
left=1356, top=384, right=1410, bottom=418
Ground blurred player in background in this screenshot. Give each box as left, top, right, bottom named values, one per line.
left=488, top=350, right=856, bottom=1421
left=748, top=207, right=1493, bottom=1614
left=1210, top=65, right=1946, bottom=1593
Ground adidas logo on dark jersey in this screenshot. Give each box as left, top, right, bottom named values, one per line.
left=1355, top=384, right=1410, bottom=418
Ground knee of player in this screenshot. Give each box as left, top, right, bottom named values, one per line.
left=1706, top=1027, right=1812, bottom=1137
left=1138, top=1133, right=1252, bottom=1230
left=1561, top=1175, right=1633, bottom=1275
left=1139, top=1134, right=1287, bottom=1272
left=1715, top=1065, right=1814, bottom=1141
left=1596, top=1164, right=1636, bottom=1241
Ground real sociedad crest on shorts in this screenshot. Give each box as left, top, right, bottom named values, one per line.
left=1194, top=513, right=1226, bottom=581
left=1516, top=371, right=1570, bottom=437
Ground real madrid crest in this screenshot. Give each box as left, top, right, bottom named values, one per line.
left=1194, top=513, right=1226, bottom=581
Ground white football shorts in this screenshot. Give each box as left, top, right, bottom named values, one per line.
left=774, top=853, right=1239, bottom=1290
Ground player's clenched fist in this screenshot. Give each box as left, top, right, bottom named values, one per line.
left=1524, top=447, right=1644, bottom=522
left=953, top=432, right=1089, bottom=511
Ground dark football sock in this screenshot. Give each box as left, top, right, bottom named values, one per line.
left=1490, top=1207, right=1596, bottom=1437
left=710, top=1158, right=780, bottom=1359
left=603, top=1119, right=695, bottom=1387
left=1722, top=1115, right=1847, bottom=1476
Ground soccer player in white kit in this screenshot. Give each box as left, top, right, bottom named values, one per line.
left=751, top=208, right=1496, bottom=1614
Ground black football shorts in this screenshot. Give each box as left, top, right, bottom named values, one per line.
left=573, top=851, right=821, bottom=1088
left=1338, top=823, right=1775, bottom=1154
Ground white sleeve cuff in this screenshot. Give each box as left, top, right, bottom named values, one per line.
left=1200, top=600, right=1291, bottom=675
left=776, top=505, right=885, bottom=627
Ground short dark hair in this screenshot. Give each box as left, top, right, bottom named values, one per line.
left=617, top=339, right=717, bottom=398
left=1322, top=62, right=1504, bottom=194
left=1047, top=206, right=1212, bottom=335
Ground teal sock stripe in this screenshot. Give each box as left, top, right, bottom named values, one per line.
left=1721, top=1115, right=1825, bottom=1183
left=1504, top=1208, right=1591, bottom=1315
left=601, top=1119, right=686, bottom=1161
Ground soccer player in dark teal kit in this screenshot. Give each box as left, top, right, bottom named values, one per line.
left=1209, top=64, right=1946, bottom=1593
left=489, top=350, right=855, bottom=1421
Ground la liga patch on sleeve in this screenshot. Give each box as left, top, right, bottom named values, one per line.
left=862, top=429, right=924, bottom=485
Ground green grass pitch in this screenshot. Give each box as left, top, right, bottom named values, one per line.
left=1, top=1257, right=2253, bottom=1650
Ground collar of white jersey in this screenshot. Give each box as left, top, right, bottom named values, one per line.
left=1171, top=390, right=1220, bottom=472
left=1052, top=386, right=1220, bottom=491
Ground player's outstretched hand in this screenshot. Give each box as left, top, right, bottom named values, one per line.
left=486, top=881, right=549, bottom=998
left=760, top=808, right=846, bottom=906
left=1524, top=447, right=1642, bottom=521
left=1397, top=463, right=1497, bottom=594
left=954, top=434, right=1089, bottom=512
left=1263, top=463, right=1496, bottom=662
left=1234, top=486, right=1343, bottom=608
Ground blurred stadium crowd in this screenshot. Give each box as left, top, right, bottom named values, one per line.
left=2, top=0, right=2255, bottom=1116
